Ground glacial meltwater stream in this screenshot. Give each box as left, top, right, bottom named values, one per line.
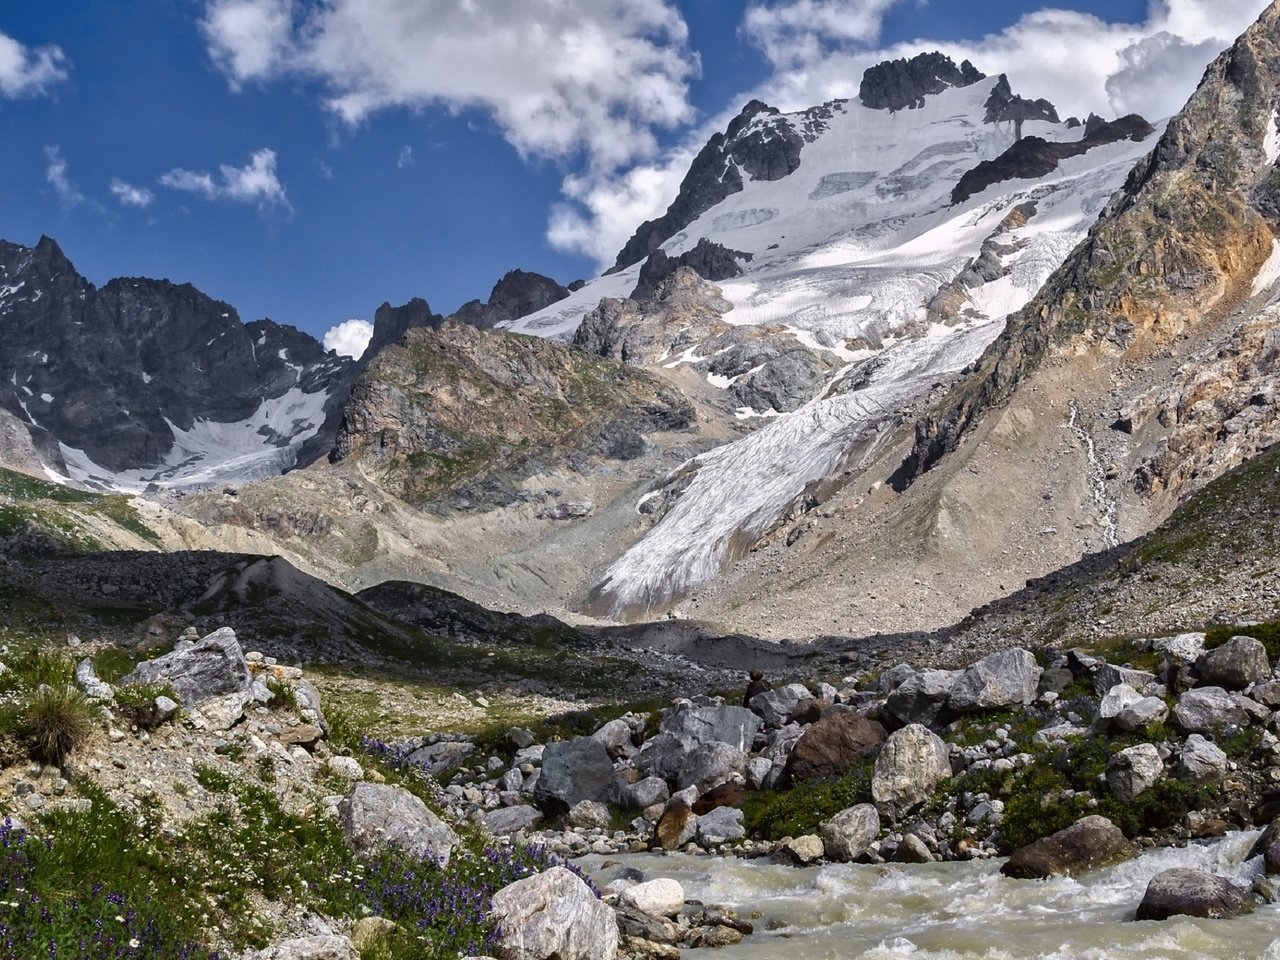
left=583, top=830, right=1280, bottom=959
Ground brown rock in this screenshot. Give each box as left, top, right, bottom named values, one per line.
left=278, top=723, right=325, bottom=749
left=784, top=712, right=887, bottom=784
left=693, top=781, right=744, bottom=815
left=1001, top=816, right=1138, bottom=879
left=654, top=799, right=696, bottom=851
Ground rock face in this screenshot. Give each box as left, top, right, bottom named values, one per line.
left=871, top=724, right=951, bottom=819
left=533, top=738, right=616, bottom=811
left=948, top=649, right=1041, bottom=713
left=450, top=269, right=571, bottom=331
left=1001, top=816, right=1137, bottom=879
left=611, top=99, right=805, bottom=271
left=0, top=236, right=352, bottom=484
left=1135, top=868, right=1252, bottom=921
left=859, top=52, right=985, bottom=111
left=338, top=783, right=459, bottom=864
left=785, top=712, right=887, bottom=783
left=490, top=866, right=619, bottom=960
left=331, top=320, right=694, bottom=508
left=119, top=627, right=252, bottom=706
left=1196, top=636, right=1272, bottom=689
left=820, top=803, right=880, bottom=862
left=630, top=240, right=752, bottom=301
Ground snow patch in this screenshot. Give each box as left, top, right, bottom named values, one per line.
left=1251, top=238, right=1280, bottom=298
left=1266, top=110, right=1280, bottom=165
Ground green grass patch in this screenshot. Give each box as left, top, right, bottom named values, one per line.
left=741, top=758, right=876, bottom=840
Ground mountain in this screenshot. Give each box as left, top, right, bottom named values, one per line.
left=0, top=236, right=351, bottom=491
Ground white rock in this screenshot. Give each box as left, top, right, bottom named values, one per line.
left=618, top=878, right=685, bottom=918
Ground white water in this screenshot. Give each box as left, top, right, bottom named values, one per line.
left=584, top=831, right=1279, bottom=959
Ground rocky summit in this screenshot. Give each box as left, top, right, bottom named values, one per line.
left=6, top=3, right=1280, bottom=959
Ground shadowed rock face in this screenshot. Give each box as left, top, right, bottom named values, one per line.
left=449, top=269, right=571, bottom=330
left=631, top=239, right=754, bottom=301
left=859, top=52, right=986, bottom=111
left=982, top=74, right=1060, bottom=127
left=0, top=236, right=351, bottom=476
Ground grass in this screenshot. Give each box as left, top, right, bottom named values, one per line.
left=1205, top=620, right=1280, bottom=660
left=23, top=683, right=95, bottom=765
left=0, top=466, right=161, bottom=550
left=740, top=757, right=876, bottom=840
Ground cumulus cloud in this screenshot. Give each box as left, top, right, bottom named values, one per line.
left=109, top=178, right=155, bottom=208
left=200, top=0, right=698, bottom=173
left=323, top=318, right=374, bottom=359
left=43, top=145, right=83, bottom=209
left=0, top=31, right=69, bottom=98
left=159, top=148, right=289, bottom=208
left=552, top=0, right=1270, bottom=267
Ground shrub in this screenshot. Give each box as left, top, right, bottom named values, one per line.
left=264, top=676, right=298, bottom=710
left=741, top=758, right=876, bottom=840
left=22, top=683, right=94, bottom=765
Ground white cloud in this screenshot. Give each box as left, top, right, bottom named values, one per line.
left=397, top=145, right=413, bottom=169
left=159, top=148, right=289, bottom=208
left=200, top=0, right=698, bottom=173
left=43, top=145, right=83, bottom=209
left=0, top=31, right=69, bottom=98
left=552, top=0, right=1270, bottom=267
left=109, top=178, right=155, bottom=208
left=323, top=318, right=374, bottom=358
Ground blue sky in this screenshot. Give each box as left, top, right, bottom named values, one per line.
left=0, top=1, right=1267, bottom=354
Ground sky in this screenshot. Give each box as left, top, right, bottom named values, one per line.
left=0, top=0, right=1270, bottom=357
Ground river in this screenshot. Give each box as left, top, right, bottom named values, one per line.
left=582, top=830, right=1280, bottom=959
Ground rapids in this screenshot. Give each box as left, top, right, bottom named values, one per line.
left=583, top=830, right=1280, bottom=959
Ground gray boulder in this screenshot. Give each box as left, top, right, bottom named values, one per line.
left=695, top=806, right=745, bottom=846
left=534, top=738, right=615, bottom=811
left=1152, top=632, right=1206, bottom=663
left=1106, top=743, right=1163, bottom=802
left=749, top=683, right=813, bottom=726
left=490, top=866, right=619, bottom=960
left=949, top=649, right=1040, bottom=713
left=1092, top=663, right=1158, bottom=697
left=1001, top=815, right=1137, bottom=879
left=74, top=659, right=113, bottom=699
left=567, top=800, right=611, bottom=830
left=820, top=803, right=880, bottom=862
left=405, top=740, right=475, bottom=776
left=619, top=776, right=670, bottom=811
left=886, top=670, right=960, bottom=726
left=119, top=627, right=251, bottom=706
left=1114, top=696, right=1169, bottom=733
left=1097, top=683, right=1143, bottom=723
left=637, top=702, right=760, bottom=782
left=1175, top=734, right=1228, bottom=784
left=1196, top=636, right=1271, bottom=690
left=257, top=935, right=357, bottom=960
left=871, top=724, right=951, bottom=820
left=676, top=741, right=747, bottom=793
left=338, top=783, right=459, bottom=864
left=483, top=805, right=543, bottom=836
left=1173, top=687, right=1249, bottom=733
left=1135, top=868, right=1252, bottom=921
left=591, top=719, right=637, bottom=759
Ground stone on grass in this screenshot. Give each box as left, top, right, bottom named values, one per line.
left=618, top=878, right=685, bottom=919
left=1135, top=868, right=1252, bottom=921
left=1195, top=637, right=1272, bottom=691
left=74, top=659, right=113, bottom=699
left=637, top=703, right=761, bottom=782
left=1097, top=684, right=1143, bottom=723
left=1092, top=664, right=1157, bottom=698
left=948, top=649, right=1041, bottom=713
left=1152, top=633, right=1206, bottom=663
left=592, top=718, right=638, bottom=759
left=120, top=627, right=252, bottom=706
left=1173, top=687, right=1248, bottom=733
left=1114, top=697, right=1169, bottom=734
left=338, top=783, right=458, bottom=864
left=490, top=866, right=618, bottom=960
left=620, top=777, right=670, bottom=811
left=1107, top=743, right=1163, bottom=802
left=325, top=756, right=364, bottom=781
left=567, top=800, right=611, bottom=831
left=1001, top=815, right=1137, bottom=879
left=1176, top=734, right=1228, bottom=784
left=871, top=724, right=951, bottom=820
left=259, top=935, right=357, bottom=960
left=820, top=804, right=880, bottom=863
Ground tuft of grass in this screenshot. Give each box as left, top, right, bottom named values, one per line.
left=22, top=684, right=95, bottom=766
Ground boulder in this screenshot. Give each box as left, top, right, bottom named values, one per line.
left=295, top=678, right=329, bottom=736
left=1097, top=684, right=1143, bottom=723
left=948, top=649, right=1041, bottom=713
left=637, top=703, right=761, bottom=782
left=1196, top=637, right=1272, bottom=690
left=1175, top=734, right=1228, bottom=784
left=490, top=866, right=619, bottom=960
left=692, top=781, right=743, bottom=815
left=782, top=834, right=825, bottom=865
left=1092, top=663, right=1157, bottom=698
left=747, top=756, right=772, bottom=789
left=619, top=776, right=670, bottom=811
left=484, top=805, right=543, bottom=836
left=1152, top=632, right=1206, bottom=663
left=258, top=936, right=357, bottom=960
left=534, top=738, right=615, bottom=811
left=784, top=712, right=887, bottom=783
left=896, top=832, right=937, bottom=863
left=1173, top=687, right=1249, bottom=733
left=567, top=800, right=611, bottom=830
left=1134, top=868, right=1252, bottom=921
left=1114, top=696, right=1169, bottom=734
left=654, top=799, right=697, bottom=851
left=1001, top=815, right=1137, bottom=879
left=618, top=878, right=684, bottom=919
left=820, top=803, right=880, bottom=863
left=757, top=723, right=805, bottom=790
left=748, top=684, right=813, bottom=727
left=695, top=806, right=745, bottom=846
left=188, top=692, right=249, bottom=731
left=338, top=783, right=459, bottom=864
left=1106, top=743, right=1163, bottom=802
left=404, top=740, right=475, bottom=776
left=119, top=627, right=252, bottom=706
left=885, top=670, right=960, bottom=726
left=592, top=718, right=638, bottom=759
left=74, top=658, right=113, bottom=699
left=676, top=741, right=747, bottom=793
left=871, top=724, right=951, bottom=820
left=1250, top=818, right=1280, bottom=875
